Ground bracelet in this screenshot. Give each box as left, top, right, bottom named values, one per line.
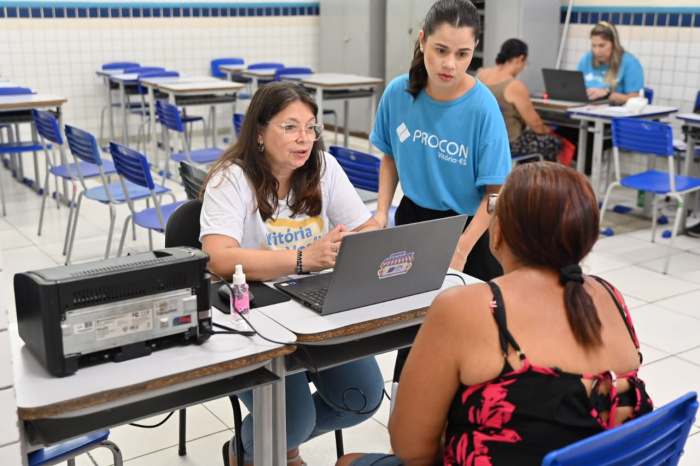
left=455, top=246, right=467, bottom=261
left=296, top=249, right=303, bottom=275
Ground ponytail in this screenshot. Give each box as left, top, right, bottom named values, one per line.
left=560, top=264, right=602, bottom=348
left=407, top=40, right=428, bottom=99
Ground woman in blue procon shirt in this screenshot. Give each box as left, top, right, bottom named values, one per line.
left=577, top=21, right=644, bottom=104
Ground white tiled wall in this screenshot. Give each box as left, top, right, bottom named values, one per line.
left=559, top=23, right=700, bottom=117
left=0, top=13, right=319, bottom=144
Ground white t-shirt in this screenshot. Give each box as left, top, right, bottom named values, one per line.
left=200, top=151, right=372, bottom=251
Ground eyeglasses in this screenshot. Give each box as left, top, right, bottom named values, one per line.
left=275, top=123, right=324, bottom=140
left=487, top=193, right=499, bottom=215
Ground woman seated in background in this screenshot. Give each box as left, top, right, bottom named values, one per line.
left=201, top=81, right=383, bottom=466
left=577, top=21, right=644, bottom=104
left=478, top=39, right=563, bottom=162
left=337, top=162, right=653, bottom=466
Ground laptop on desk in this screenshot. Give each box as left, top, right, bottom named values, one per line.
left=541, top=69, right=610, bottom=104
left=274, top=215, right=468, bottom=316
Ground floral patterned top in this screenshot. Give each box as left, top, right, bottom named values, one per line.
left=444, top=277, right=653, bottom=466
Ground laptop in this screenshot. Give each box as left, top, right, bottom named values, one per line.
left=274, top=215, right=468, bottom=315
left=541, top=69, right=609, bottom=104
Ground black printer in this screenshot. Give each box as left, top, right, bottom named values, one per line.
left=14, top=247, right=212, bottom=377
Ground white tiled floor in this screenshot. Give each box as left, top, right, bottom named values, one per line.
left=2, top=135, right=700, bottom=465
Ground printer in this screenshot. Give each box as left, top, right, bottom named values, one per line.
left=14, top=247, right=212, bottom=377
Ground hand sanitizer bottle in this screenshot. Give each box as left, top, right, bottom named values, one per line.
left=231, top=264, right=251, bottom=330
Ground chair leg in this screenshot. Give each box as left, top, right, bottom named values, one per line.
left=0, top=174, right=5, bottom=216
left=37, top=167, right=52, bottom=236
left=101, top=439, right=124, bottom=466
left=62, top=182, right=78, bottom=255
left=105, top=204, right=117, bottom=259
left=333, top=112, right=338, bottom=145
left=65, top=193, right=85, bottom=264
left=598, top=182, right=620, bottom=229
left=117, top=216, right=132, bottom=257
left=230, top=394, right=245, bottom=466
left=651, top=194, right=659, bottom=243
left=178, top=409, right=187, bottom=456
left=665, top=204, right=684, bottom=274
left=334, top=429, right=344, bottom=459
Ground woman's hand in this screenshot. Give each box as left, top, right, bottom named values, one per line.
left=374, top=210, right=390, bottom=229
left=302, top=224, right=349, bottom=272
left=586, top=87, right=609, bottom=100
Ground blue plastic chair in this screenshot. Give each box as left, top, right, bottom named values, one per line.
left=33, top=110, right=116, bottom=252
left=233, top=113, right=245, bottom=139
left=28, top=429, right=123, bottom=466
left=328, top=145, right=396, bottom=226
left=643, top=87, right=654, bottom=104
left=600, top=118, right=700, bottom=273
left=0, top=87, right=43, bottom=215
left=211, top=57, right=245, bottom=79
left=542, top=391, right=698, bottom=466
left=275, top=67, right=339, bottom=144
left=155, top=100, right=223, bottom=185
left=110, top=142, right=185, bottom=256
left=64, top=126, right=171, bottom=263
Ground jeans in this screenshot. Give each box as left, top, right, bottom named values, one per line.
left=234, top=356, right=384, bottom=463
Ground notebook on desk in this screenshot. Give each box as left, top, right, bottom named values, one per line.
left=274, top=215, right=468, bottom=316
left=542, top=69, right=610, bottom=104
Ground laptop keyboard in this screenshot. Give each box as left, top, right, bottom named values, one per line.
left=300, top=288, right=328, bottom=306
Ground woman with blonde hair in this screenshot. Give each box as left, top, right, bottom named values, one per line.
left=577, top=21, right=644, bottom=104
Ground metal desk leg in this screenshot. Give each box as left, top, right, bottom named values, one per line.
left=679, top=134, right=698, bottom=234
left=107, top=79, right=115, bottom=141
left=148, top=86, right=157, bottom=167
left=343, top=100, right=349, bottom=147
left=120, top=82, right=129, bottom=145
left=576, top=120, right=588, bottom=175
left=253, top=358, right=286, bottom=466
left=591, top=120, right=605, bottom=197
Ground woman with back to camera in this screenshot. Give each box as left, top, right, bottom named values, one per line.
left=371, top=0, right=512, bottom=381
left=200, top=82, right=384, bottom=466
left=477, top=38, right=563, bottom=162
left=337, top=162, right=653, bottom=466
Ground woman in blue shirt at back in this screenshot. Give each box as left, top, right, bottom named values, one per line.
left=576, top=21, right=644, bottom=104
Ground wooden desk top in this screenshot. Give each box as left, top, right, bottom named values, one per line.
left=0, top=94, right=67, bottom=111
left=12, top=310, right=295, bottom=420
left=294, top=73, right=383, bottom=88
left=677, top=113, right=700, bottom=123
left=152, top=81, right=245, bottom=94
left=259, top=272, right=475, bottom=343
left=219, top=64, right=247, bottom=73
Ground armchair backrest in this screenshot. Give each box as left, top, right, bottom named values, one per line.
left=32, top=110, right=63, bottom=145
left=211, top=57, right=245, bottom=78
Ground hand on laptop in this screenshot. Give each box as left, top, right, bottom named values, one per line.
left=303, top=224, right=349, bottom=271
left=587, top=87, right=609, bottom=101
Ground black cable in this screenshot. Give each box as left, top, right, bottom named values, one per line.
left=446, top=272, right=467, bottom=285
left=207, top=269, right=385, bottom=415
left=130, top=411, right=175, bottom=428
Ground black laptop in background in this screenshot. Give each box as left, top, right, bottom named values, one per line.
left=274, top=215, right=468, bottom=316
left=541, top=69, right=610, bottom=104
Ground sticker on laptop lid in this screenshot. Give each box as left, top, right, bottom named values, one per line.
left=378, top=251, right=414, bottom=279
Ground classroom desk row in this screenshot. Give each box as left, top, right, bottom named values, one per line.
left=219, top=64, right=383, bottom=152
left=532, top=99, right=684, bottom=194
left=11, top=271, right=474, bottom=466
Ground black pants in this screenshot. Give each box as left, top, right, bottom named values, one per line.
left=392, top=196, right=503, bottom=382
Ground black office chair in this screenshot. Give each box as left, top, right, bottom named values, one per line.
left=179, top=161, right=208, bottom=201
left=164, top=195, right=345, bottom=465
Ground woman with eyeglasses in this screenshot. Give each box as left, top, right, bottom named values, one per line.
left=371, top=0, right=511, bottom=384
left=201, top=81, right=383, bottom=466
left=477, top=38, right=563, bottom=162
left=338, top=162, right=653, bottom=466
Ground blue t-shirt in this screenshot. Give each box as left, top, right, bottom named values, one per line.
left=576, top=51, right=644, bottom=94
left=370, top=75, right=511, bottom=215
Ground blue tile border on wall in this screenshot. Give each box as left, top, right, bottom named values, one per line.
left=561, top=6, right=700, bottom=27
left=0, top=2, right=320, bottom=18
